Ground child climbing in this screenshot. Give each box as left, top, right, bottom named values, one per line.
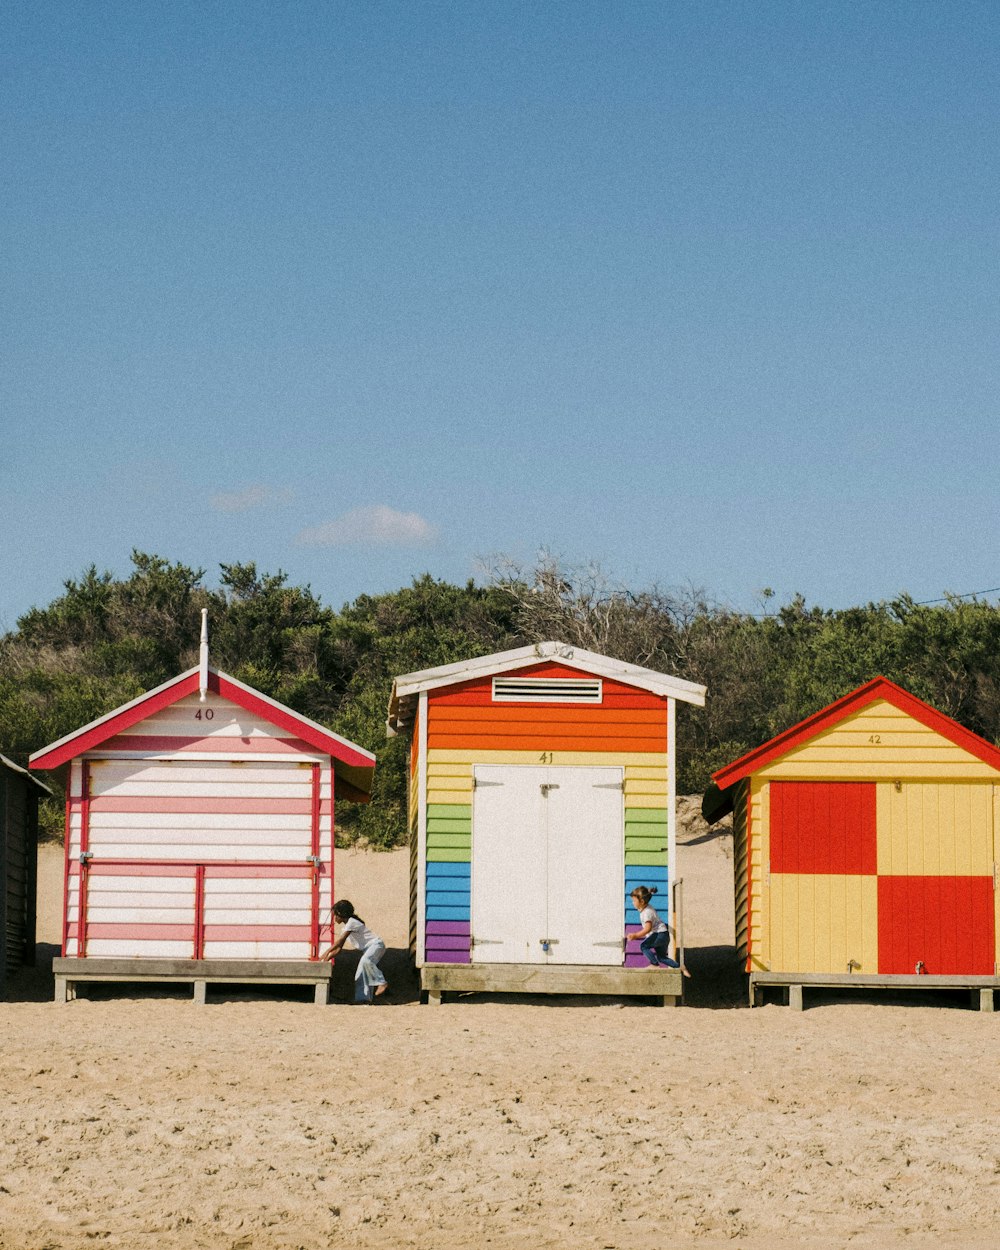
left=320, top=899, right=389, bottom=1004
left=627, top=885, right=691, bottom=977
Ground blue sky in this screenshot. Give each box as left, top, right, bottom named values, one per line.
left=3, top=1, right=999, bottom=629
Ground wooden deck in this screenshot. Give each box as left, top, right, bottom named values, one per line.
left=53, top=958, right=333, bottom=1005
left=750, top=970, right=1000, bottom=1012
left=421, top=962, right=683, bottom=1006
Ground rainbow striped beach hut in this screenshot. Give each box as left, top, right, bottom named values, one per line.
left=387, top=642, right=706, bottom=1005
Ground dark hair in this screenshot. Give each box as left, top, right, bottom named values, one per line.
left=333, top=899, right=362, bottom=924
left=629, top=886, right=658, bottom=907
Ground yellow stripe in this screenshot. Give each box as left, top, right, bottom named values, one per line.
left=427, top=788, right=475, bottom=806
left=759, top=760, right=1000, bottom=780
left=624, top=779, right=668, bottom=797
left=762, top=700, right=1000, bottom=780
left=427, top=749, right=666, bottom=767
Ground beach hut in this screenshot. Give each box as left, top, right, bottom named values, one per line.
left=705, top=677, right=1000, bottom=1009
left=387, top=641, right=706, bottom=1004
left=29, top=621, right=375, bottom=1004
left=0, top=754, right=48, bottom=996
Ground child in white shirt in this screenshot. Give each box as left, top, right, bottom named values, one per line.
left=321, top=899, right=388, bottom=1004
left=627, top=886, right=690, bottom=977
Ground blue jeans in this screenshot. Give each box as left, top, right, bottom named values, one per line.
left=355, top=939, right=387, bottom=1003
left=640, top=931, right=679, bottom=968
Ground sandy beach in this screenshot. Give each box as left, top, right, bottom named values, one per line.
left=3, top=805, right=1000, bottom=1250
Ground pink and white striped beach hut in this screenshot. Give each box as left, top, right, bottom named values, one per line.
left=29, top=633, right=375, bottom=1003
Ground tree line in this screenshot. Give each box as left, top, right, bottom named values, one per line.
left=4, top=551, right=1000, bottom=847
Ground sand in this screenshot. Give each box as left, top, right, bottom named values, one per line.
left=3, top=804, right=1000, bottom=1250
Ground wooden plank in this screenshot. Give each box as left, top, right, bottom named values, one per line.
left=53, top=957, right=332, bottom=978
left=421, top=962, right=682, bottom=998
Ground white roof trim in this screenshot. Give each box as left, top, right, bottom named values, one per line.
left=29, top=666, right=202, bottom=764
left=30, top=666, right=375, bottom=767
left=0, top=753, right=52, bottom=794
left=388, top=640, right=705, bottom=731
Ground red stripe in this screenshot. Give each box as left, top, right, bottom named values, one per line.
left=429, top=662, right=664, bottom=707
left=86, top=796, right=333, bottom=815
left=204, top=925, right=311, bottom=941
left=194, top=864, right=206, bottom=958
left=79, top=763, right=91, bottom=957
left=70, top=861, right=324, bottom=878
left=310, top=764, right=320, bottom=958
left=67, top=923, right=313, bottom=941
left=62, top=782, right=72, bottom=957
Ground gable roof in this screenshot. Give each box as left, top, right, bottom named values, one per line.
left=29, top=666, right=376, bottom=800
left=387, top=640, right=706, bottom=734
left=711, top=676, right=1000, bottom=791
left=1, top=753, right=51, bottom=795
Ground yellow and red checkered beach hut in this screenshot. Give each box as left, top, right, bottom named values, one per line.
left=707, top=678, right=1000, bottom=1008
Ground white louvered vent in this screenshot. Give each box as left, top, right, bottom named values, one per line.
left=492, top=677, right=603, bottom=703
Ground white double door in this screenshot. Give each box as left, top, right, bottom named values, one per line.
left=470, top=765, right=624, bottom=966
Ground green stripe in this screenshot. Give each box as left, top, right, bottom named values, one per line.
left=428, top=832, right=471, bottom=849
left=427, top=804, right=472, bottom=822
left=626, top=833, right=668, bottom=852
left=625, top=807, right=668, bottom=826
left=625, top=850, right=667, bottom=866
left=427, top=848, right=473, bottom=863
left=428, top=814, right=472, bottom=832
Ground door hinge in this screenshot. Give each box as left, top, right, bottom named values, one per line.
left=540, top=783, right=560, bottom=795
left=470, top=937, right=502, bottom=946
left=473, top=778, right=503, bottom=788
left=593, top=781, right=624, bottom=790
left=594, top=940, right=625, bottom=947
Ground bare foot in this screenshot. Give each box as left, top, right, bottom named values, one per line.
left=681, top=966, right=692, bottom=979
left=374, top=983, right=389, bottom=998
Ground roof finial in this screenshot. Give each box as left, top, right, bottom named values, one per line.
left=199, top=609, right=209, bottom=703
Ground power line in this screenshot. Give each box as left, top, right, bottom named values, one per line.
left=915, top=586, right=1000, bottom=605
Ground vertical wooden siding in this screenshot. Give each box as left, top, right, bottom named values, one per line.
left=751, top=729, right=1000, bottom=975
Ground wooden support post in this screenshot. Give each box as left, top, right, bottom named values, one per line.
left=314, top=981, right=329, bottom=1006
left=788, top=984, right=804, bottom=1011
left=54, top=975, right=68, bottom=1004
left=661, top=995, right=678, bottom=1007
left=751, top=982, right=763, bottom=1007
left=980, top=987, right=995, bottom=1013
left=193, top=980, right=207, bottom=1005
left=428, top=989, right=443, bottom=1006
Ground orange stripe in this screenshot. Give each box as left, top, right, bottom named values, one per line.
left=428, top=706, right=665, bottom=725
left=427, top=733, right=666, bottom=752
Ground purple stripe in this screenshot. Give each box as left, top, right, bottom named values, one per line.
left=427, top=935, right=472, bottom=951
left=425, top=950, right=471, bottom=964
left=427, top=920, right=471, bottom=936
left=625, top=953, right=649, bottom=968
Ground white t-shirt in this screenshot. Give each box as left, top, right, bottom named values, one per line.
left=342, top=915, right=380, bottom=951
left=639, top=905, right=668, bottom=935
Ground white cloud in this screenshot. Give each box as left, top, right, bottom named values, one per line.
left=210, top=484, right=293, bottom=513
left=296, top=505, right=438, bottom=548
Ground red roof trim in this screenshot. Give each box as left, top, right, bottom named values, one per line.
left=29, top=669, right=374, bottom=775
left=712, top=677, right=1000, bottom=789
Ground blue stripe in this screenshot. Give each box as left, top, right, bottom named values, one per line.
left=427, top=890, right=471, bottom=907
left=427, top=905, right=471, bottom=921
left=625, top=866, right=668, bottom=883
left=625, top=905, right=671, bottom=925
left=427, top=862, right=472, bottom=879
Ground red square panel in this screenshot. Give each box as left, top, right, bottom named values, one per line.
left=878, top=876, right=995, bottom=975
left=770, top=782, right=876, bottom=875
